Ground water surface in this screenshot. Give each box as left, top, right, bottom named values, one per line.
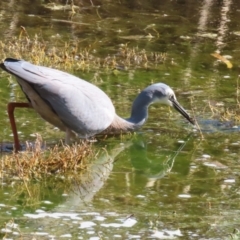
left=0, top=0, right=240, bottom=239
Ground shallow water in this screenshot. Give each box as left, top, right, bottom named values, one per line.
left=0, top=0, right=240, bottom=239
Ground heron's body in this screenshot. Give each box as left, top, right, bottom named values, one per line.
left=0, top=58, right=194, bottom=151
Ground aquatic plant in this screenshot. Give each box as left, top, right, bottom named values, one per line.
left=0, top=27, right=166, bottom=72
left=0, top=135, right=94, bottom=183
left=207, top=76, right=240, bottom=123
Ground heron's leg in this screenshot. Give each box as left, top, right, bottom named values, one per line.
left=7, top=102, right=32, bottom=152
left=65, top=128, right=77, bottom=145
left=65, top=128, right=72, bottom=145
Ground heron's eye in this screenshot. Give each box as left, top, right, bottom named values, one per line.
left=169, top=95, right=174, bottom=101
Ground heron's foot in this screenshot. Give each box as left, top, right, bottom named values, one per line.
left=0, top=142, right=25, bottom=152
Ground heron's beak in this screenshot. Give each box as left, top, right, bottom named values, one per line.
left=171, top=99, right=195, bottom=125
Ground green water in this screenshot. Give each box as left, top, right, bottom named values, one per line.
left=0, top=0, right=240, bottom=239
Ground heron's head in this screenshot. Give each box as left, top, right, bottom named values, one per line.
left=149, top=83, right=195, bottom=125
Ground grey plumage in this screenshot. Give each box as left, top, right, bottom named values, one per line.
left=0, top=58, right=194, bottom=149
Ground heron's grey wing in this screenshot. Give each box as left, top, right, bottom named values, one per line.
left=3, top=59, right=115, bottom=137
left=38, top=79, right=116, bottom=137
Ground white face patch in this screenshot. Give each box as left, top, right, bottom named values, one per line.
left=152, top=95, right=173, bottom=106
left=149, top=83, right=177, bottom=107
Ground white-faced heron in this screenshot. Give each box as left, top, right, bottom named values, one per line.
left=0, top=58, right=195, bottom=151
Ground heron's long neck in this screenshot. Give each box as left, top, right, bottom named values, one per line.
left=127, top=91, right=152, bottom=125
left=103, top=91, right=152, bottom=134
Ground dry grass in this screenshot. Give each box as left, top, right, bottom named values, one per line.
left=0, top=27, right=167, bottom=72
left=0, top=135, right=112, bottom=204
left=0, top=135, right=95, bottom=183
left=208, top=102, right=240, bottom=123
left=207, top=78, right=240, bottom=124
